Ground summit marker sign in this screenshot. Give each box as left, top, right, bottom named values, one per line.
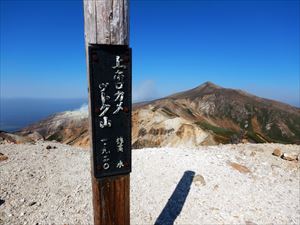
left=83, top=0, right=131, bottom=224
left=89, top=45, right=132, bottom=178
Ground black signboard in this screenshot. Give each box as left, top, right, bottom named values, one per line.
left=88, top=44, right=131, bottom=178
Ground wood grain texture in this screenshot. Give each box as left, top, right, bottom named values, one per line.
left=84, top=0, right=129, bottom=45
left=92, top=174, right=130, bottom=225
left=83, top=0, right=130, bottom=225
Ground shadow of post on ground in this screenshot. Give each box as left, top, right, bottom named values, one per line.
left=155, top=170, right=195, bottom=225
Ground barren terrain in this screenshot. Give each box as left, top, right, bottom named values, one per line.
left=0, top=142, right=299, bottom=224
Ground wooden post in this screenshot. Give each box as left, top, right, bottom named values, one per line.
left=83, top=1, right=130, bottom=225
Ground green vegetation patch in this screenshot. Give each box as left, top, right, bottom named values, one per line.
left=185, top=108, right=194, bottom=117
left=47, top=132, right=63, bottom=142
left=195, top=121, right=236, bottom=137
left=161, top=107, right=178, bottom=117
left=246, top=131, right=266, bottom=143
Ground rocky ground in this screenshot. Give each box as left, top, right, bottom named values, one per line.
left=0, top=142, right=299, bottom=225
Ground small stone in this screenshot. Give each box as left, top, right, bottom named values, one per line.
left=245, top=221, right=258, bottom=225
left=282, top=153, right=298, bottom=161
left=272, top=148, right=282, bottom=157
left=242, top=139, right=248, bottom=144
left=193, top=174, right=206, bottom=186
left=228, top=162, right=251, bottom=174
left=0, top=153, right=8, bottom=161
left=216, top=154, right=222, bottom=159
left=210, top=207, right=219, bottom=211
left=29, top=201, right=37, bottom=206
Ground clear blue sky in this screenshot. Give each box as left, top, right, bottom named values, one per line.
left=1, top=0, right=299, bottom=106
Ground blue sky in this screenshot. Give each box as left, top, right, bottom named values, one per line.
left=1, top=0, right=299, bottom=106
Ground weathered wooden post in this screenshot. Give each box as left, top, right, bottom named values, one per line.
left=83, top=1, right=131, bottom=225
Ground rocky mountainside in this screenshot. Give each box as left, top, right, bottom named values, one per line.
left=133, top=82, right=300, bottom=148
left=19, top=109, right=89, bottom=147
left=19, top=82, right=300, bottom=148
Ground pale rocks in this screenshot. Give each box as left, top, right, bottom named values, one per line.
left=272, top=148, right=299, bottom=162
left=272, top=148, right=282, bottom=157
left=245, top=221, right=258, bottom=225
left=282, top=153, right=298, bottom=161
left=193, top=174, right=206, bottom=186
left=228, top=162, right=251, bottom=174
left=0, top=153, right=8, bottom=161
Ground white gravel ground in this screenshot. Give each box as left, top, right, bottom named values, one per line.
left=0, top=142, right=299, bottom=225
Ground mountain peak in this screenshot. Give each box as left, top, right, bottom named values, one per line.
left=166, top=81, right=223, bottom=100
left=197, top=81, right=221, bottom=89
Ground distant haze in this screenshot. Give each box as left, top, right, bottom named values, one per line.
left=0, top=98, right=87, bottom=132
left=1, top=81, right=299, bottom=134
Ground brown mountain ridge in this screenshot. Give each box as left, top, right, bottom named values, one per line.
left=19, top=82, right=300, bottom=148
